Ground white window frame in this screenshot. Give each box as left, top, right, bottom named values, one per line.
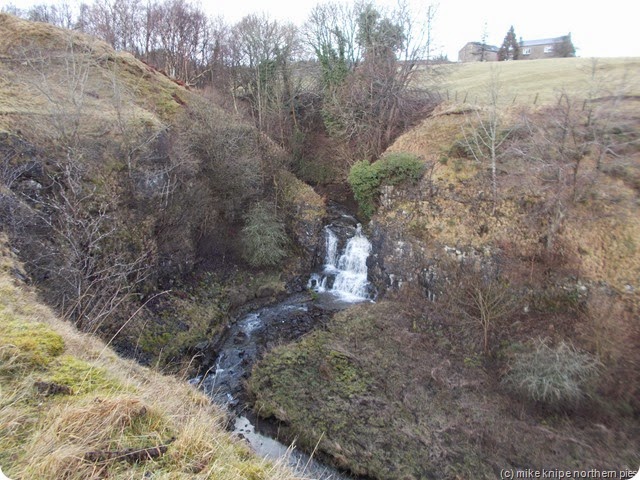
left=522, top=47, right=531, bottom=55
left=544, top=45, right=554, bottom=54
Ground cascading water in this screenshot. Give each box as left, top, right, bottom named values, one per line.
left=193, top=207, right=371, bottom=480
left=308, top=224, right=372, bottom=301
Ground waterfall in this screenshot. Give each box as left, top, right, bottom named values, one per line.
left=324, top=227, right=339, bottom=271
left=308, top=224, right=372, bottom=301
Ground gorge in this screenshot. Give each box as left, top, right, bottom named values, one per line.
left=194, top=209, right=375, bottom=479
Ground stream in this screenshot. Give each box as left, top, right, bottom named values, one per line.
left=191, top=210, right=373, bottom=479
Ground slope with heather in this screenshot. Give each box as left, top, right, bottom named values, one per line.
left=249, top=58, right=640, bottom=479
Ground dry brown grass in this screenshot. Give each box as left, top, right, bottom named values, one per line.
left=382, top=93, right=640, bottom=297
left=420, top=57, right=640, bottom=107
left=0, top=234, right=301, bottom=480
left=0, top=12, right=189, bottom=136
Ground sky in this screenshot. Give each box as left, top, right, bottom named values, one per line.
left=3, top=0, right=639, bottom=60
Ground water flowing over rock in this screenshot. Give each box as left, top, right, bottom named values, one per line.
left=190, top=205, right=373, bottom=480
left=192, top=294, right=354, bottom=480
left=308, top=224, right=373, bottom=301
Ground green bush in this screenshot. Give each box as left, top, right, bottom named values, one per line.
left=241, top=202, right=289, bottom=268
left=503, top=338, right=601, bottom=408
left=348, top=160, right=381, bottom=218
left=375, top=152, right=426, bottom=185
left=348, top=152, right=425, bottom=219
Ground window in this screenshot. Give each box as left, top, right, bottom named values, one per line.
left=544, top=45, right=554, bottom=54
left=522, top=47, right=531, bottom=55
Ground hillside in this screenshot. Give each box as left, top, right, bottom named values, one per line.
left=249, top=58, right=640, bottom=478
left=0, top=234, right=298, bottom=479
left=425, top=57, right=640, bottom=106
left=0, top=13, right=188, bottom=132
left=0, top=13, right=326, bottom=369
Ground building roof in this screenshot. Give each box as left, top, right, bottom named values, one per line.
left=463, top=42, right=499, bottom=52
left=520, top=36, right=567, bottom=47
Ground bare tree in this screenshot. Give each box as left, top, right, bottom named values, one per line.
left=154, top=0, right=211, bottom=83
left=13, top=34, right=101, bottom=154
left=8, top=30, right=158, bottom=332
left=25, top=2, right=77, bottom=29
left=310, top=0, right=436, bottom=160
left=230, top=13, right=300, bottom=140
left=478, top=21, right=490, bottom=62
left=82, top=0, right=143, bottom=52
left=461, top=68, right=516, bottom=211
left=304, top=1, right=361, bottom=88
left=33, top=162, right=152, bottom=331
left=460, top=276, right=515, bottom=355
left=584, top=59, right=638, bottom=172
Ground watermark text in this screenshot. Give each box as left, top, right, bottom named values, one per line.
left=499, top=469, right=638, bottom=479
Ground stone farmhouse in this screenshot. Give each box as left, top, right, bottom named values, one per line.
left=458, top=34, right=574, bottom=62
left=519, top=35, right=573, bottom=59
left=458, top=42, right=499, bottom=62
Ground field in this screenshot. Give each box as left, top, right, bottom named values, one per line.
left=420, top=57, right=640, bottom=106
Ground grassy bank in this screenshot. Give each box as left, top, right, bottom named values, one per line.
left=0, top=235, right=298, bottom=480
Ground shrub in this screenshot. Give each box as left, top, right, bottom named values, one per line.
left=348, top=152, right=425, bottom=219
left=376, top=152, right=426, bottom=185
left=503, top=338, right=601, bottom=408
left=241, top=202, right=289, bottom=268
left=348, top=160, right=381, bottom=218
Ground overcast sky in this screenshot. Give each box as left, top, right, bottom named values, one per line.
left=3, top=0, right=639, bottom=60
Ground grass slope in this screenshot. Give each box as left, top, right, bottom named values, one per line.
left=0, top=13, right=189, bottom=133
left=0, top=233, right=298, bottom=480
left=424, top=57, right=640, bottom=106
left=250, top=303, right=639, bottom=479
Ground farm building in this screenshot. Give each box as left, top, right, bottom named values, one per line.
left=519, top=34, right=575, bottom=59
left=458, top=34, right=575, bottom=62
left=458, top=42, right=499, bottom=62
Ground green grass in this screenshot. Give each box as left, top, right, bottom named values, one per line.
left=0, top=319, right=65, bottom=370
left=0, top=235, right=296, bottom=480
left=420, top=57, right=640, bottom=106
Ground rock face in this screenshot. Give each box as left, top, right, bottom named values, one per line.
left=367, top=181, right=445, bottom=300
left=365, top=166, right=507, bottom=301
left=279, top=171, right=327, bottom=270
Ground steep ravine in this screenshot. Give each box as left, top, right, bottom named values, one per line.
left=193, top=207, right=374, bottom=479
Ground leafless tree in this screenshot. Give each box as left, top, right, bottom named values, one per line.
left=33, top=162, right=152, bottom=331
left=461, top=69, right=516, bottom=211
left=154, top=0, right=211, bottom=83
left=460, top=276, right=516, bottom=355
left=583, top=59, right=639, bottom=172
left=25, top=2, right=77, bottom=29
left=230, top=13, right=301, bottom=142
left=82, top=0, right=144, bottom=52
left=8, top=31, right=158, bottom=332
left=306, top=0, right=436, bottom=160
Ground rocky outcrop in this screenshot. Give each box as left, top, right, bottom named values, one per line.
left=279, top=171, right=327, bottom=269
